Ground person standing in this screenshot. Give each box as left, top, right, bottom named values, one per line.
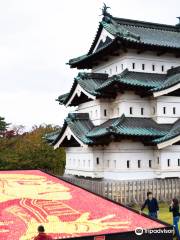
left=169, top=198, right=180, bottom=240
left=33, top=225, right=53, bottom=240
left=140, top=192, right=159, bottom=219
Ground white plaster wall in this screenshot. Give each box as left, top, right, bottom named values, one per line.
left=111, top=92, right=152, bottom=118
left=77, top=92, right=155, bottom=122
left=92, top=50, right=180, bottom=76
left=65, top=141, right=156, bottom=180
left=77, top=99, right=110, bottom=125
left=155, top=96, right=180, bottom=124
left=76, top=93, right=180, bottom=124
left=65, top=147, right=104, bottom=178
left=64, top=141, right=180, bottom=180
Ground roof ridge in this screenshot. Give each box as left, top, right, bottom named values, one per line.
left=77, top=72, right=109, bottom=80
left=113, top=17, right=180, bottom=32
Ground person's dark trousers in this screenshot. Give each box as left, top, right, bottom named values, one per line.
left=148, top=211, right=157, bottom=219
left=173, top=216, right=180, bottom=239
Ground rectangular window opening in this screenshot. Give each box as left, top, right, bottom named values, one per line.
left=149, top=160, right=152, bottom=168
left=163, top=107, right=166, bottom=114
left=138, top=160, right=141, bottom=168
left=130, top=107, right=133, bottom=115
left=167, top=159, right=170, bottom=167
left=96, top=157, right=99, bottom=165
left=173, top=107, right=176, bottom=115
left=178, top=159, right=180, bottom=166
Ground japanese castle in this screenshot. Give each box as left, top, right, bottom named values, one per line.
left=48, top=6, right=180, bottom=180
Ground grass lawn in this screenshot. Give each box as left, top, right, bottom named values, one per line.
left=133, top=203, right=177, bottom=238
left=133, top=203, right=173, bottom=225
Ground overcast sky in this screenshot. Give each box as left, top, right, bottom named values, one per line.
left=0, top=0, right=180, bottom=129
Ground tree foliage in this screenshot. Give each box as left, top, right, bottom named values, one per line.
left=0, top=116, right=8, bottom=135
left=0, top=124, right=65, bottom=175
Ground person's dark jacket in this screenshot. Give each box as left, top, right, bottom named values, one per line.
left=169, top=205, right=179, bottom=217
left=141, top=198, right=159, bottom=213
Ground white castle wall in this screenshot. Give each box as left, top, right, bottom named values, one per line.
left=65, top=141, right=180, bottom=180
left=77, top=92, right=180, bottom=125
left=92, top=50, right=180, bottom=75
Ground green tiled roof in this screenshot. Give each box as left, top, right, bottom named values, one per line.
left=87, top=115, right=169, bottom=139
left=69, top=15, right=180, bottom=68
left=57, top=68, right=180, bottom=106
left=154, top=119, right=180, bottom=143
left=153, top=68, right=180, bottom=92
left=57, top=72, right=109, bottom=106
left=53, top=113, right=94, bottom=145
left=52, top=113, right=175, bottom=147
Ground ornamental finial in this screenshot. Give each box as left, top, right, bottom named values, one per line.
left=101, top=3, right=111, bottom=16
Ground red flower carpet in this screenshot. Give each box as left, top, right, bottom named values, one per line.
left=0, top=170, right=166, bottom=239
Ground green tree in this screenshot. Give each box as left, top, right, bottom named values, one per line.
left=0, top=124, right=65, bottom=175
left=0, top=116, right=8, bottom=135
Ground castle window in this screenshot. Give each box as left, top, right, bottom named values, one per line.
left=162, top=65, right=164, bottom=72
left=138, top=160, right=141, bottom=168
left=167, top=159, right=170, bottom=167
left=142, top=64, right=145, bottom=70
left=114, top=160, right=116, bottom=168
left=153, top=107, right=156, bottom=114
left=152, top=65, right=155, bottom=71
left=116, top=66, right=118, bottom=72
left=157, top=157, right=160, bottom=164
left=163, top=107, right=166, bottom=114
left=104, top=109, right=107, bottom=116
left=107, top=160, right=110, bottom=168
left=96, top=157, right=99, bottom=165
left=110, top=68, right=112, bottom=75
left=132, top=63, right=135, bottom=69
left=127, top=160, right=130, bottom=168
left=130, top=107, right=133, bottom=115
left=178, top=159, right=180, bottom=166
left=149, top=160, right=152, bottom=168
left=121, top=64, right=123, bottom=70
left=173, top=107, right=176, bottom=115
left=141, top=108, right=144, bottom=115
